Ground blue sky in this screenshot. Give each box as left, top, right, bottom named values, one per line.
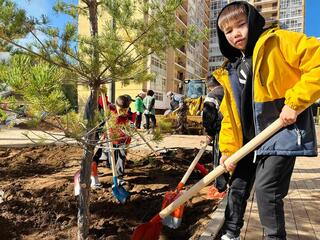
left=16, top=0, right=78, bottom=30
left=305, top=0, right=320, bottom=37
left=15, top=0, right=319, bottom=38
left=15, top=0, right=78, bottom=46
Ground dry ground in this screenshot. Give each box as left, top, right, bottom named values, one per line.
left=0, top=144, right=219, bottom=240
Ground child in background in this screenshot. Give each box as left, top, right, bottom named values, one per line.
left=135, top=91, right=146, bottom=129
left=215, top=1, right=320, bottom=240
left=93, top=94, right=116, bottom=169
left=143, top=90, right=156, bottom=133
left=108, top=95, right=134, bottom=186
left=203, top=75, right=229, bottom=199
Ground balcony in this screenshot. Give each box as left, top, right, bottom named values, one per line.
left=176, top=46, right=186, bottom=56
left=176, top=5, right=187, bottom=16
left=181, top=0, right=188, bottom=14
left=175, top=57, right=186, bottom=70
left=254, top=0, right=277, bottom=5
left=203, top=46, right=208, bottom=58
left=176, top=15, right=187, bottom=29
left=259, top=7, right=278, bottom=14
left=176, top=71, right=185, bottom=81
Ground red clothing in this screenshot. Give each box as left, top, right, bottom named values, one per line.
left=109, top=114, right=132, bottom=145
left=98, top=95, right=136, bottom=145
left=98, top=95, right=116, bottom=112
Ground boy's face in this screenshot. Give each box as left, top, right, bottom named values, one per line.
left=221, top=14, right=248, bottom=51
left=116, top=106, right=129, bottom=116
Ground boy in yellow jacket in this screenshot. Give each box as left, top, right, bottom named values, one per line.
left=214, top=2, right=320, bottom=240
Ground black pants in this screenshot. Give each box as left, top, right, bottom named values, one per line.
left=135, top=112, right=142, bottom=129
left=223, top=154, right=296, bottom=239
left=144, top=114, right=156, bottom=129
left=93, top=143, right=126, bottom=177
left=212, top=133, right=229, bottom=192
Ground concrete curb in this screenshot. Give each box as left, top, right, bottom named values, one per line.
left=198, top=196, right=227, bottom=240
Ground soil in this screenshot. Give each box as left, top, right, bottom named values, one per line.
left=0, top=144, right=219, bottom=240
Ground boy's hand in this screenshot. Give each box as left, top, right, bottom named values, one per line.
left=206, top=135, right=213, bottom=144
left=220, top=155, right=236, bottom=172
left=280, top=105, right=298, bottom=127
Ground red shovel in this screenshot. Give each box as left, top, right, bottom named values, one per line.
left=161, top=142, right=208, bottom=229
left=131, top=119, right=283, bottom=240
left=195, top=162, right=208, bottom=176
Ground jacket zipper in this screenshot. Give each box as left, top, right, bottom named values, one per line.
left=253, top=33, right=275, bottom=86
left=294, top=126, right=302, bottom=146
left=251, top=33, right=275, bottom=162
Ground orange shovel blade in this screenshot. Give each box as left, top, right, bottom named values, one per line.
left=162, top=191, right=185, bottom=229
left=131, top=215, right=162, bottom=240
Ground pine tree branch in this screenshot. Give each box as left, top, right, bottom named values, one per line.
left=0, top=35, right=91, bottom=81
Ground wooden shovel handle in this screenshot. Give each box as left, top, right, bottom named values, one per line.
left=135, top=129, right=157, bottom=155
left=101, top=92, right=117, bottom=177
left=159, top=118, right=283, bottom=219
left=180, top=142, right=208, bottom=185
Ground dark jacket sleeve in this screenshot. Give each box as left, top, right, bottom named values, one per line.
left=202, top=102, right=219, bottom=136
left=148, top=98, right=155, bottom=111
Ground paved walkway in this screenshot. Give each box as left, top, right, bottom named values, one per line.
left=241, top=155, right=320, bottom=240
left=0, top=128, right=76, bottom=147
left=0, top=127, right=208, bottom=150
left=241, top=126, right=320, bottom=240
left=200, top=125, right=320, bottom=240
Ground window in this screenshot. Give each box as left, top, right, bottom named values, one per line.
left=154, top=92, right=163, bottom=101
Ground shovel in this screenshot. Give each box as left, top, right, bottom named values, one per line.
left=134, top=128, right=158, bottom=156
left=162, top=142, right=208, bottom=229
left=101, top=92, right=130, bottom=204
left=195, top=162, right=208, bottom=176
left=131, top=118, right=283, bottom=240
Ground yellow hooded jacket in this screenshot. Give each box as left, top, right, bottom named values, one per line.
left=213, top=27, right=320, bottom=157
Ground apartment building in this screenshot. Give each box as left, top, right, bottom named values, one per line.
left=77, top=0, right=209, bottom=111
left=208, top=0, right=305, bottom=73
left=120, top=0, right=210, bottom=110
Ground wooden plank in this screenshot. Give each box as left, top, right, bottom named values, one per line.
left=291, top=160, right=318, bottom=240
left=285, top=194, right=299, bottom=240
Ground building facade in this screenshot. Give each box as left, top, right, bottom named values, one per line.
left=126, top=0, right=210, bottom=110
left=78, top=0, right=209, bottom=111
left=208, top=0, right=305, bottom=73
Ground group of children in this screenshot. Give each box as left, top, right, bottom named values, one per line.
left=134, top=90, right=157, bottom=132
left=91, top=88, right=158, bottom=187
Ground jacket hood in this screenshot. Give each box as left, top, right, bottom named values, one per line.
left=217, top=1, right=265, bottom=62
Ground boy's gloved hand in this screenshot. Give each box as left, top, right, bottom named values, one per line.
left=220, top=155, right=236, bottom=172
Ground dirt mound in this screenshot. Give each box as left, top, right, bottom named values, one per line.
left=0, top=145, right=218, bottom=239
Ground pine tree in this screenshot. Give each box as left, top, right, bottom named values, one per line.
left=0, top=0, right=206, bottom=238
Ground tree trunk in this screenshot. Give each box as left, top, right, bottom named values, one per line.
left=77, top=1, right=101, bottom=238
left=77, top=142, right=95, bottom=240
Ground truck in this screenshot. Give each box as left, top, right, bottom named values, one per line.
left=161, top=79, right=207, bottom=134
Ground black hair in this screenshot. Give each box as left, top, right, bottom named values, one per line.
left=116, top=95, right=130, bottom=108
left=147, top=90, right=154, bottom=96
